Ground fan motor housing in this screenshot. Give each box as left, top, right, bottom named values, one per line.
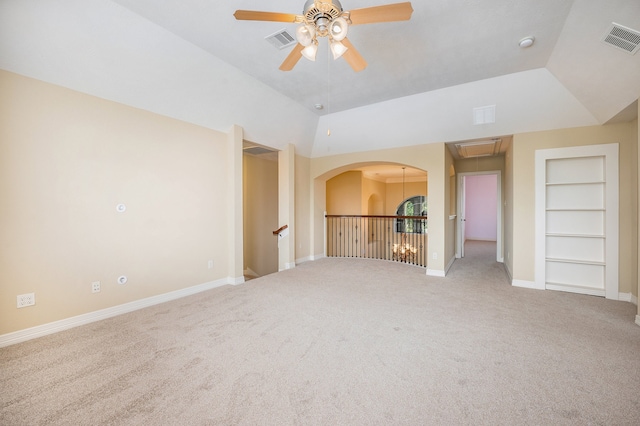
left=303, top=0, right=344, bottom=35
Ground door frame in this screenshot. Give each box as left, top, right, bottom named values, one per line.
left=456, top=170, right=503, bottom=262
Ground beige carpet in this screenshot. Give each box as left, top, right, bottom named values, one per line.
left=2, top=241, right=640, bottom=425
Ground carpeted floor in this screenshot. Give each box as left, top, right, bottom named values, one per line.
left=2, top=241, right=640, bottom=425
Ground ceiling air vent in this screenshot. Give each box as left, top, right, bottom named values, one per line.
left=454, top=139, right=502, bottom=159
left=243, top=143, right=279, bottom=161
left=602, top=23, right=640, bottom=55
left=265, top=29, right=297, bottom=50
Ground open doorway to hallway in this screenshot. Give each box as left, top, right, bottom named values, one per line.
left=457, top=171, right=502, bottom=262
left=243, top=142, right=279, bottom=279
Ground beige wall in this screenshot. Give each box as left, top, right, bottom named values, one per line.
left=243, top=154, right=278, bottom=277
left=512, top=122, right=638, bottom=296
left=384, top=181, right=427, bottom=216
left=295, top=154, right=312, bottom=263
left=0, top=70, right=232, bottom=334
left=326, top=171, right=363, bottom=215
left=362, top=177, right=386, bottom=215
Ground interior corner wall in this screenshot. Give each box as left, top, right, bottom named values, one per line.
left=0, top=70, right=230, bottom=335
left=362, top=176, right=386, bottom=215
left=512, top=122, right=638, bottom=295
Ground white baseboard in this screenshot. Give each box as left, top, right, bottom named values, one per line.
left=0, top=277, right=232, bottom=348
left=427, top=268, right=445, bottom=277
left=295, top=256, right=314, bottom=264
left=636, top=315, right=640, bottom=327
left=229, top=276, right=245, bottom=285
left=512, top=279, right=544, bottom=290
left=618, top=292, right=638, bottom=305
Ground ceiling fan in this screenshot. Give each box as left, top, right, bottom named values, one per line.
left=234, top=1, right=413, bottom=72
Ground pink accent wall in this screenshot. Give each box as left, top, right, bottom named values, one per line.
left=465, top=174, right=497, bottom=241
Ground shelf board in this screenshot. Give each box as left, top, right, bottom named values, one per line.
left=545, top=181, right=605, bottom=186
left=545, top=208, right=605, bottom=212
left=546, top=257, right=605, bottom=266
left=546, top=233, right=604, bottom=238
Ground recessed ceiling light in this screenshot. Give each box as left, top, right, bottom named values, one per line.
left=314, top=103, right=324, bottom=110
left=519, top=36, right=535, bottom=48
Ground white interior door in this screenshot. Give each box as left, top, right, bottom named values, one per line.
left=535, top=144, right=619, bottom=299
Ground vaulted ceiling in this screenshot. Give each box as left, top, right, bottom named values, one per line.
left=1, top=1, right=639, bottom=158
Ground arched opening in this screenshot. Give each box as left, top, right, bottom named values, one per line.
left=323, top=163, right=428, bottom=266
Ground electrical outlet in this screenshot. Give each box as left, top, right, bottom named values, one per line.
left=17, top=293, right=35, bottom=308
left=208, top=260, right=214, bottom=269
left=92, top=281, right=101, bottom=293
left=432, top=252, right=438, bottom=260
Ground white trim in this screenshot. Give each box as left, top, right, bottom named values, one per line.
left=619, top=293, right=638, bottom=305
left=535, top=143, right=619, bottom=299
left=0, top=278, right=231, bottom=348
left=229, top=276, right=245, bottom=285
left=636, top=315, right=640, bottom=327
left=427, top=268, right=446, bottom=277
left=311, top=254, right=326, bottom=261
left=295, top=255, right=314, bottom=264
left=512, top=279, right=544, bottom=290
left=546, top=283, right=605, bottom=297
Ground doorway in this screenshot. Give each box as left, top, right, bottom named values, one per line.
left=242, top=143, right=279, bottom=278
left=456, top=171, right=502, bottom=262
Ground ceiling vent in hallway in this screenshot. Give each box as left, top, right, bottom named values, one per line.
left=602, top=23, right=640, bottom=55
left=454, top=139, right=502, bottom=159
left=243, top=142, right=279, bottom=161
left=265, top=29, right=297, bottom=50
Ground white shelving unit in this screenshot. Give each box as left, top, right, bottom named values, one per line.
left=535, top=144, right=618, bottom=299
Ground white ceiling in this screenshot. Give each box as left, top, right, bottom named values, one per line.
left=1, top=0, right=639, bottom=158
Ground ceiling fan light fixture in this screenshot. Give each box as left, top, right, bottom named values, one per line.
left=296, top=24, right=316, bottom=46
left=301, top=42, right=318, bottom=61
left=330, top=40, right=348, bottom=59
left=329, top=16, right=349, bottom=41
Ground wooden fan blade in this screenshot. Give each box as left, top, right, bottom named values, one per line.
left=348, top=2, right=414, bottom=25
left=280, top=43, right=305, bottom=71
left=341, top=38, right=368, bottom=72
left=233, top=10, right=300, bottom=23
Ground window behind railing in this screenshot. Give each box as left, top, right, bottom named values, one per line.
left=325, top=215, right=427, bottom=267
left=395, top=195, right=427, bottom=234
